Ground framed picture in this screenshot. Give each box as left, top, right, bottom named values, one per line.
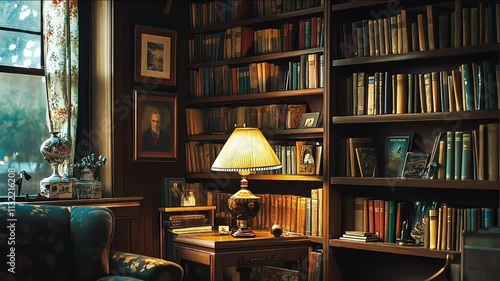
left=161, top=178, right=184, bottom=207
left=134, top=89, right=177, bottom=161
left=402, top=152, right=429, bottom=178
left=381, top=133, right=414, bottom=177
left=299, top=112, right=320, bottom=128
left=135, top=25, right=176, bottom=86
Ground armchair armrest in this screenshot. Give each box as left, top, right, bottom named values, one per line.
left=109, top=251, right=183, bottom=281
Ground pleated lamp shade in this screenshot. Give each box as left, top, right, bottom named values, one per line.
left=211, top=127, right=282, bottom=172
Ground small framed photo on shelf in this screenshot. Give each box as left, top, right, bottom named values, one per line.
left=381, top=133, right=414, bottom=177
left=299, top=112, right=320, bottom=128
left=135, top=25, right=177, bottom=86
left=161, top=178, right=185, bottom=207
left=134, top=89, right=177, bottom=161
left=402, top=152, right=429, bottom=178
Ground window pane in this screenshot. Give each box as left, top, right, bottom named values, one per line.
left=0, top=30, right=41, bottom=68
left=0, top=72, right=50, bottom=196
left=0, top=1, right=41, bottom=32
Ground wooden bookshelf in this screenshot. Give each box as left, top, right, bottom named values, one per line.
left=327, top=0, right=500, bottom=280
left=188, top=47, right=324, bottom=69
left=187, top=128, right=324, bottom=141
left=331, top=44, right=500, bottom=67
left=187, top=173, right=323, bottom=182
left=189, top=6, right=324, bottom=34
left=185, top=2, right=328, bottom=268
left=187, top=88, right=324, bottom=105
left=332, top=110, right=500, bottom=124
left=329, top=239, right=460, bottom=259
left=330, top=177, right=500, bottom=191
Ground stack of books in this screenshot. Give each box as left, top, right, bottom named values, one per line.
left=163, top=213, right=212, bottom=234
left=339, top=231, right=379, bottom=242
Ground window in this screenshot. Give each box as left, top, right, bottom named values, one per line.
left=0, top=1, right=49, bottom=196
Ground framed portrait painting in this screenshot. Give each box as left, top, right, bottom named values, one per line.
left=134, top=90, right=177, bottom=161
left=135, top=25, right=177, bottom=86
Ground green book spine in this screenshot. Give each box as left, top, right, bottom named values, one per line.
left=454, top=131, right=462, bottom=180
left=462, top=64, right=474, bottom=111
left=484, top=208, right=494, bottom=228
left=461, top=132, right=471, bottom=180
left=446, top=131, right=455, bottom=180
left=305, top=19, right=311, bottom=49
left=471, top=8, right=479, bottom=46
left=388, top=201, right=396, bottom=243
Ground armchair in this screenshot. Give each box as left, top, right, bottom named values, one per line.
left=0, top=204, right=183, bottom=281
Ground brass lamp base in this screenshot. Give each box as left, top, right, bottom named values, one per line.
left=232, top=220, right=256, bottom=238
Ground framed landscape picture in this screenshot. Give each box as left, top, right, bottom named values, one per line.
left=135, top=25, right=176, bottom=86
left=402, top=152, right=429, bottom=178
left=381, top=133, right=414, bottom=177
left=134, top=90, right=177, bottom=161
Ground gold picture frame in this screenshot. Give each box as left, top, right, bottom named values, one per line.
left=134, top=89, right=177, bottom=161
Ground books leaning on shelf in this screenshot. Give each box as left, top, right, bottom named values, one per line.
left=340, top=231, right=379, bottom=242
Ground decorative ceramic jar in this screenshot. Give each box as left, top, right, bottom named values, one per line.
left=40, top=132, right=70, bottom=181
left=74, top=168, right=102, bottom=199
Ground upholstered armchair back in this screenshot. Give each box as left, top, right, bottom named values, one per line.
left=0, top=204, right=115, bottom=281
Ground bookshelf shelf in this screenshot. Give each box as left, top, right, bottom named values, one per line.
left=331, top=110, right=500, bottom=124
left=187, top=128, right=324, bottom=141
left=329, top=239, right=460, bottom=259
left=331, top=0, right=393, bottom=12
left=187, top=173, right=324, bottom=182
left=330, top=177, right=500, bottom=191
left=189, top=6, right=324, bottom=34
left=331, top=43, right=500, bottom=67
left=159, top=206, right=217, bottom=213
left=187, top=88, right=324, bottom=105
left=308, top=236, right=324, bottom=244
left=188, top=47, right=324, bottom=69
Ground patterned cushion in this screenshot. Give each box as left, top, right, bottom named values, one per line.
left=0, top=204, right=75, bottom=281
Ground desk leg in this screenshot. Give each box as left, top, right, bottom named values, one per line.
left=159, top=211, right=164, bottom=259
left=210, top=254, right=223, bottom=281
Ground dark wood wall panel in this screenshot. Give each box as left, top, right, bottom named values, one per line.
left=112, top=0, right=190, bottom=257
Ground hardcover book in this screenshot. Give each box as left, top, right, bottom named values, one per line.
left=382, top=134, right=414, bottom=177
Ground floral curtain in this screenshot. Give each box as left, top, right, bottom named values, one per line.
left=43, top=0, right=79, bottom=176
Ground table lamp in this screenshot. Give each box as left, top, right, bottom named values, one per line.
left=211, top=127, right=282, bottom=237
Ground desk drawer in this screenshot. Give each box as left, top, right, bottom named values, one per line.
left=222, top=247, right=309, bottom=267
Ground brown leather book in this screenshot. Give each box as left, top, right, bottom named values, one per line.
left=487, top=123, right=499, bottom=181
left=431, top=72, right=441, bottom=112
left=451, top=69, right=463, bottom=111
left=396, top=73, right=407, bottom=114
left=427, top=5, right=436, bottom=50
left=417, top=13, right=427, bottom=51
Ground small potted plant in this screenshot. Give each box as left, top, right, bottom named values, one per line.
left=73, top=153, right=107, bottom=199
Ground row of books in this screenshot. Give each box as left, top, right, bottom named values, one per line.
left=186, top=141, right=322, bottom=175
left=345, top=123, right=499, bottom=181
left=188, top=54, right=324, bottom=97
left=441, top=125, right=499, bottom=181
left=427, top=203, right=497, bottom=251
left=339, top=2, right=500, bottom=59
left=347, top=61, right=499, bottom=116
left=188, top=17, right=324, bottom=64
left=189, top=0, right=323, bottom=29
left=346, top=197, right=498, bottom=249
left=208, top=188, right=324, bottom=236
left=186, top=103, right=312, bottom=135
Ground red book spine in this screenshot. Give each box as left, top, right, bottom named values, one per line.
left=311, top=17, right=317, bottom=48
left=379, top=200, right=385, bottom=241
left=369, top=199, right=375, bottom=234
left=299, top=20, right=305, bottom=50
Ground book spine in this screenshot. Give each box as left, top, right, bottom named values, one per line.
left=446, top=131, right=455, bottom=180
left=487, top=123, right=499, bottom=181
left=454, top=131, right=463, bottom=180
left=429, top=209, right=438, bottom=250
left=438, top=140, right=446, bottom=179
left=461, top=132, right=471, bottom=180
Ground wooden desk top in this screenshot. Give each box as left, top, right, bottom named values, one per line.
left=174, top=230, right=310, bottom=250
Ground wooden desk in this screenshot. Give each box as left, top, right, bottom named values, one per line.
left=174, top=230, right=311, bottom=281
